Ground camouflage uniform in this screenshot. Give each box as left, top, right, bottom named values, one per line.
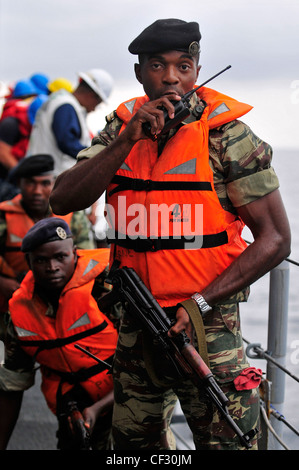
left=77, top=92, right=279, bottom=450
left=112, top=303, right=260, bottom=450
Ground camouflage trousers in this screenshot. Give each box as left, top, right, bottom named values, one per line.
left=112, top=303, right=260, bottom=450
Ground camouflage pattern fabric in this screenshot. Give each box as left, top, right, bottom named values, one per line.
left=68, top=210, right=95, bottom=249
left=112, top=303, right=260, bottom=450
left=112, top=312, right=178, bottom=450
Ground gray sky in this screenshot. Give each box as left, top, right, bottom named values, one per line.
left=0, top=0, right=299, bottom=148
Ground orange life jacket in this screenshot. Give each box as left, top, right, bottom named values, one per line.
left=0, top=99, right=32, bottom=159
left=0, top=194, right=73, bottom=276
left=9, top=248, right=117, bottom=415
left=0, top=194, right=73, bottom=313
left=106, top=88, right=251, bottom=307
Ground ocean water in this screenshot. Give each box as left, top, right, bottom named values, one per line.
left=240, top=148, right=299, bottom=450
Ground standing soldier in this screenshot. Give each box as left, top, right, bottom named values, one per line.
left=50, top=19, right=291, bottom=450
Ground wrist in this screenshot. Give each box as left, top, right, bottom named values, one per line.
left=120, top=122, right=141, bottom=146
left=191, top=293, right=212, bottom=316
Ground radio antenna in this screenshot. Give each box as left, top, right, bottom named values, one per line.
left=184, top=65, right=232, bottom=100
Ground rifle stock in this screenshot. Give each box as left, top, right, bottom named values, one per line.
left=99, top=266, right=258, bottom=449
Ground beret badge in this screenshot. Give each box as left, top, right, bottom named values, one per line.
left=56, top=227, right=67, bottom=240
left=188, top=41, right=200, bottom=56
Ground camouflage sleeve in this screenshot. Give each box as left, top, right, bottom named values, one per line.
left=70, top=210, right=95, bottom=249
left=0, top=318, right=35, bottom=392
left=77, top=113, right=123, bottom=161
left=209, top=120, right=280, bottom=210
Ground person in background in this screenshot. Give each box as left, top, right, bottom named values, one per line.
left=0, top=79, right=38, bottom=182
left=29, top=73, right=49, bottom=96
left=0, top=218, right=117, bottom=450
left=0, top=73, right=50, bottom=200
left=50, top=18, right=291, bottom=450
left=27, top=77, right=74, bottom=126
left=26, top=69, right=113, bottom=176
left=26, top=69, right=113, bottom=238
left=0, top=154, right=95, bottom=340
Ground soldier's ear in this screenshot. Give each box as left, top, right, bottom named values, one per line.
left=134, top=63, right=143, bottom=85
left=73, top=245, right=78, bottom=262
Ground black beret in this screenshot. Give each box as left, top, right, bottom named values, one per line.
left=22, top=217, right=73, bottom=253
left=128, top=19, right=201, bottom=56
left=8, top=154, right=54, bottom=183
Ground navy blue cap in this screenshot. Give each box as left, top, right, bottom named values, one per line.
left=22, top=217, right=73, bottom=253
left=128, top=19, right=201, bottom=56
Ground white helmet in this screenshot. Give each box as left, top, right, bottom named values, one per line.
left=78, top=69, right=113, bottom=102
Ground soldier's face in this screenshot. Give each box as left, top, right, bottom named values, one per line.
left=135, top=50, right=200, bottom=101
left=20, top=175, right=55, bottom=214
left=28, top=238, right=77, bottom=292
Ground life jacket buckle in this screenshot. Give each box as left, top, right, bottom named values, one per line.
left=131, top=178, right=152, bottom=191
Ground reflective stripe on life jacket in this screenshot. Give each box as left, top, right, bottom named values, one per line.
left=199, top=86, right=252, bottom=129
left=9, top=248, right=117, bottom=414
left=105, top=88, right=250, bottom=307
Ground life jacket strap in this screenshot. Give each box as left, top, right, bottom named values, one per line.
left=46, top=354, right=114, bottom=384
left=108, top=231, right=228, bottom=252
left=19, top=321, right=108, bottom=349
left=109, top=175, right=212, bottom=197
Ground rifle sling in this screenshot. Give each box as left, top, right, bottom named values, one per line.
left=177, top=299, right=210, bottom=368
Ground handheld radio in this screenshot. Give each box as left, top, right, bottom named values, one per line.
left=142, top=65, right=231, bottom=140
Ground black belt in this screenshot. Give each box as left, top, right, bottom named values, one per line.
left=107, top=231, right=228, bottom=252
left=109, top=175, right=212, bottom=196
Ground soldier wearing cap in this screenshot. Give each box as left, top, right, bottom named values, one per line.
left=0, top=154, right=95, bottom=341
left=0, top=218, right=118, bottom=450
left=50, top=19, right=291, bottom=450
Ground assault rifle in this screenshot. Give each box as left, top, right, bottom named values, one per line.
left=99, top=266, right=257, bottom=449
left=67, top=401, right=92, bottom=450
